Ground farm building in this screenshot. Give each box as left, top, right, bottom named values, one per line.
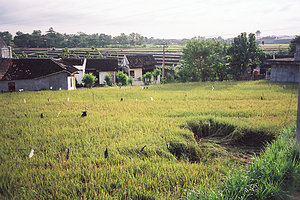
left=0, top=37, right=12, bottom=58
left=120, top=54, right=157, bottom=85
left=268, top=38, right=300, bottom=82
left=0, top=58, right=78, bottom=92
left=85, top=58, right=118, bottom=85
left=61, top=58, right=86, bottom=85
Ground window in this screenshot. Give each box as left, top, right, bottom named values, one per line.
left=130, top=70, right=135, bottom=78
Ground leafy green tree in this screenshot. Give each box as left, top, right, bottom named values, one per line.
left=82, top=73, right=97, bottom=88
left=0, top=31, right=13, bottom=46
left=152, top=69, right=162, bottom=83
left=104, top=73, right=112, bottom=86
left=181, top=39, right=228, bottom=81
left=289, top=36, right=300, bottom=54
left=142, top=72, right=152, bottom=85
left=128, top=76, right=134, bottom=86
left=116, top=71, right=128, bottom=86
left=228, top=33, right=263, bottom=79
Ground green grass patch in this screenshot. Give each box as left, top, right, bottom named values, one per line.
left=0, top=80, right=298, bottom=199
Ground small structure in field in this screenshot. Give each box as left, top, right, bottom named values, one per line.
left=268, top=37, right=300, bottom=82
left=120, top=54, right=157, bottom=85
left=0, top=58, right=78, bottom=92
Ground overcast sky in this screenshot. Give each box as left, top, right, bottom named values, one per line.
left=0, top=0, right=299, bottom=39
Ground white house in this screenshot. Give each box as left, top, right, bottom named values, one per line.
left=120, top=54, right=157, bottom=85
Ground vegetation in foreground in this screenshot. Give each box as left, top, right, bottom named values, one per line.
left=0, top=81, right=298, bottom=199
left=190, top=124, right=300, bottom=200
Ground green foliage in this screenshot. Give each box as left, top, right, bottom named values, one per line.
left=116, top=71, right=128, bottom=86
left=181, top=39, right=228, bottom=82
left=128, top=76, right=134, bottom=86
left=104, top=73, right=112, bottom=86
left=289, top=35, right=300, bottom=54
left=152, top=69, right=162, bottom=81
left=82, top=73, right=97, bottom=88
left=228, top=33, right=263, bottom=79
left=142, top=72, right=152, bottom=85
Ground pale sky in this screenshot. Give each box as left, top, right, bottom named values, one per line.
left=0, top=0, right=299, bottom=39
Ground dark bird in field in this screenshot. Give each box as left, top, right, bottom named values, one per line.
left=81, top=111, right=87, bottom=117
left=140, top=145, right=147, bottom=152
left=40, top=113, right=43, bottom=118
left=48, top=98, right=50, bottom=102
left=66, top=148, right=70, bottom=161
left=261, top=96, right=263, bottom=100
left=104, top=148, right=108, bottom=158
left=25, top=114, right=27, bottom=117
left=146, top=87, right=148, bottom=89
left=120, top=98, right=123, bottom=101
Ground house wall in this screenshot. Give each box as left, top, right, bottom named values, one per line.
left=271, top=64, right=300, bottom=82
left=99, top=71, right=116, bottom=85
left=0, top=72, right=73, bottom=92
left=0, top=47, right=12, bottom=58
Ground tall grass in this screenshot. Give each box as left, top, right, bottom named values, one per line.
left=190, top=124, right=300, bottom=200
left=0, top=80, right=298, bottom=199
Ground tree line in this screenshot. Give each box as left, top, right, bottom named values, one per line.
left=0, top=27, right=188, bottom=48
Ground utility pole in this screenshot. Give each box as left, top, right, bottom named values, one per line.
left=295, top=38, right=300, bottom=147
left=162, top=44, right=166, bottom=78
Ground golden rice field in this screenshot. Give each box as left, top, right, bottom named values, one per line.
left=0, top=80, right=297, bottom=199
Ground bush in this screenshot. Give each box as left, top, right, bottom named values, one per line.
left=142, top=72, right=152, bottom=85
left=104, top=73, right=112, bottom=86
left=116, top=71, right=128, bottom=86
left=128, top=76, right=133, bottom=86
left=82, top=73, right=97, bottom=88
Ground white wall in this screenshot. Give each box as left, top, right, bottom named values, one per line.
left=99, top=71, right=116, bottom=85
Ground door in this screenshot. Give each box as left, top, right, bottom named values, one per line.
left=8, top=82, right=15, bottom=92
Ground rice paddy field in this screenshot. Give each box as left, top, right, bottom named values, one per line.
left=0, top=80, right=298, bottom=199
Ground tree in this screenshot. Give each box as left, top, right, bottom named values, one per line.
left=116, top=71, right=128, bottom=86
left=228, top=32, right=263, bottom=79
left=104, top=73, right=112, bottom=86
left=82, top=73, right=97, bottom=88
left=0, top=31, right=13, bottom=46
left=152, top=69, right=161, bottom=83
left=181, top=39, right=228, bottom=81
left=128, top=76, right=133, bottom=86
left=289, top=36, right=300, bottom=54
left=142, top=72, right=152, bottom=85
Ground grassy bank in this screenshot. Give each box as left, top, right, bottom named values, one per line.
left=0, top=81, right=298, bottom=199
left=190, top=124, right=300, bottom=200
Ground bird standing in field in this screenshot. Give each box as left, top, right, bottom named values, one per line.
left=81, top=111, right=87, bottom=117
left=104, top=148, right=108, bottom=158
left=66, top=148, right=70, bottom=161
left=40, top=113, right=44, bottom=118
left=261, top=96, right=263, bottom=100
left=29, top=149, right=34, bottom=158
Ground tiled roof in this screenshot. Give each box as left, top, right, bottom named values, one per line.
left=60, top=58, right=85, bottom=66
left=0, top=58, right=78, bottom=81
left=126, top=55, right=157, bottom=69
left=86, top=58, right=118, bottom=71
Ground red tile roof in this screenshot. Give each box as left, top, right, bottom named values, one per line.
left=0, top=58, right=78, bottom=81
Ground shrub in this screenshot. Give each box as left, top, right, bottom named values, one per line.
left=82, top=73, right=97, bottom=88
left=116, top=71, right=128, bottom=86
